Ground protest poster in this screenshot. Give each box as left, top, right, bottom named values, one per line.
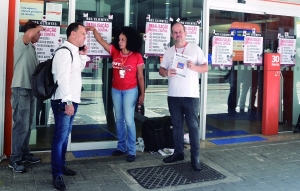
left=144, top=17, right=171, bottom=56
left=31, top=20, right=60, bottom=62
left=277, top=35, right=296, bottom=66
left=83, top=17, right=112, bottom=59
left=211, top=32, right=233, bottom=67
left=243, top=34, right=263, bottom=66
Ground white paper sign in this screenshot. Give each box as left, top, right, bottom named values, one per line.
left=211, top=35, right=233, bottom=67
left=20, top=1, right=43, bottom=22
left=243, top=35, right=263, bottom=65
left=171, top=52, right=189, bottom=77
left=278, top=36, right=296, bottom=66
left=32, top=20, right=60, bottom=62
left=84, top=17, right=112, bottom=58
left=144, top=19, right=171, bottom=56
left=46, top=3, right=62, bottom=23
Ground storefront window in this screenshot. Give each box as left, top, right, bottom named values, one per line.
left=207, top=9, right=299, bottom=136
left=25, top=0, right=204, bottom=150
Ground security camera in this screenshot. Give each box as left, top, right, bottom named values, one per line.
left=238, top=0, right=246, bottom=3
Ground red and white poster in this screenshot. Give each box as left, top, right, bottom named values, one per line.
left=278, top=36, right=296, bottom=66
left=84, top=17, right=112, bottom=58
left=31, top=20, right=60, bottom=61
left=243, top=34, right=263, bottom=66
left=144, top=18, right=171, bottom=56
left=181, top=21, right=201, bottom=45
left=211, top=33, right=234, bottom=67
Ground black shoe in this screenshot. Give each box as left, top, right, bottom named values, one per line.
left=163, top=153, right=184, bottom=163
left=127, top=154, right=136, bottom=162
left=63, top=166, right=76, bottom=176
left=21, top=153, right=41, bottom=163
left=112, top=150, right=125, bottom=156
left=53, top=175, right=66, bottom=191
left=191, top=158, right=202, bottom=171
left=8, top=161, right=26, bottom=173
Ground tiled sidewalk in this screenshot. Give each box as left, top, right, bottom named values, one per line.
left=1, top=133, right=300, bottom=191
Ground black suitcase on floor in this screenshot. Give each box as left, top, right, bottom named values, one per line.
left=162, top=116, right=174, bottom=148
left=142, top=119, right=165, bottom=152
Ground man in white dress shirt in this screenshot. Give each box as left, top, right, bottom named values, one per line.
left=50, top=22, right=90, bottom=191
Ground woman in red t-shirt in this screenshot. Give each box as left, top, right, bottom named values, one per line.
left=86, top=26, right=144, bottom=162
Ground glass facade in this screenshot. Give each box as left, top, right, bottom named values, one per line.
left=9, top=0, right=300, bottom=152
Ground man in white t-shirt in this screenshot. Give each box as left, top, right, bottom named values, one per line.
left=159, top=22, right=208, bottom=171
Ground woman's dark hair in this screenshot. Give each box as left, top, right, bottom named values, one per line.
left=112, top=26, right=143, bottom=52
left=23, top=21, right=39, bottom=33
left=66, top=22, right=84, bottom=38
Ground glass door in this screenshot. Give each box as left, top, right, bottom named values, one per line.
left=206, top=9, right=297, bottom=138
left=69, top=0, right=129, bottom=150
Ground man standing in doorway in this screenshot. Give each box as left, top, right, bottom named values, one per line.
left=10, top=21, right=44, bottom=173
left=51, top=22, right=90, bottom=190
left=159, top=22, right=208, bottom=171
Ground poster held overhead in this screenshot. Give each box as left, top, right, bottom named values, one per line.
left=83, top=16, right=112, bottom=59
left=30, top=20, right=60, bottom=62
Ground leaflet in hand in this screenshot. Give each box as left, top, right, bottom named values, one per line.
left=171, top=52, right=189, bottom=77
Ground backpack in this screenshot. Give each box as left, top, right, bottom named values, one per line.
left=31, top=46, right=73, bottom=100
left=142, top=119, right=165, bottom=152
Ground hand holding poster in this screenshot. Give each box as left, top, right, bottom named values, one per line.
left=171, top=52, right=189, bottom=77
left=31, top=20, right=60, bottom=62
left=144, top=17, right=171, bottom=56
left=83, top=17, right=112, bottom=58
left=211, top=33, right=234, bottom=67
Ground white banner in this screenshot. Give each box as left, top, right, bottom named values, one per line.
left=32, top=20, right=60, bottom=62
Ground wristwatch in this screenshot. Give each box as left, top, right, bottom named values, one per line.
left=65, top=100, right=72, bottom=105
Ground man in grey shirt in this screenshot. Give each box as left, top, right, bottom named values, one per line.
left=10, top=21, right=44, bottom=173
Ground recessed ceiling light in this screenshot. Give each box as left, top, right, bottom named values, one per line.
left=187, top=12, right=192, bottom=14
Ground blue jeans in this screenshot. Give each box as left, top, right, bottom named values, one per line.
left=111, top=87, right=138, bottom=155
left=167, top=97, right=200, bottom=158
left=10, top=88, right=36, bottom=162
left=51, top=100, right=78, bottom=176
